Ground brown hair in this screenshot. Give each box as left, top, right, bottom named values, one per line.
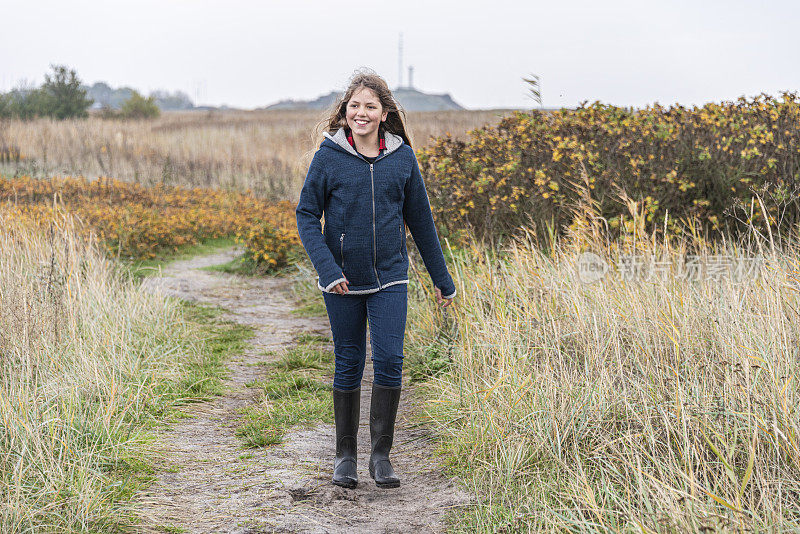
left=312, top=68, right=413, bottom=150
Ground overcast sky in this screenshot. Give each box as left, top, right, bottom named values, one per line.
left=1, top=0, right=797, bottom=110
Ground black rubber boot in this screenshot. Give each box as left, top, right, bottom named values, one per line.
left=368, top=383, right=401, bottom=488
left=332, top=387, right=360, bottom=489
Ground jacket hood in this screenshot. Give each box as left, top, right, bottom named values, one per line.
left=322, top=127, right=404, bottom=159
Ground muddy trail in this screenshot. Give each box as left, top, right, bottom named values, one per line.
left=134, top=247, right=470, bottom=533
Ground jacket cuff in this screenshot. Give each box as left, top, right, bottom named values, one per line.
left=320, top=276, right=346, bottom=292
left=437, top=279, right=456, bottom=299
left=317, top=263, right=346, bottom=290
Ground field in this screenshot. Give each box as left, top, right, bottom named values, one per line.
left=0, top=109, right=507, bottom=200
left=0, top=109, right=499, bottom=532
left=2, top=104, right=800, bottom=532
left=405, top=227, right=800, bottom=531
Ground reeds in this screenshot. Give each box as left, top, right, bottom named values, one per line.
left=0, top=109, right=507, bottom=201
left=406, top=217, right=800, bottom=531
left=0, top=212, right=213, bottom=531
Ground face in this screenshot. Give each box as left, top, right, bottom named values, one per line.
left=345, top=87, right=388, bottom=138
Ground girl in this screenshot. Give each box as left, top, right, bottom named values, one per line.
left=295, top=71, right=456, bottom=490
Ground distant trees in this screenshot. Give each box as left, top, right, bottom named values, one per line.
left=98, top=91, right=161, bottom=120
left=118, top=91, right=160, bottom=119
left=0, top=64, right=93, bottom=119
left=0, top=84, right=47, bottom=120
left=43, top=65, right=93, bottom=119
left=86, top=85, right=194, bottom=112
left=1, top=65, right=194, bottom=121
left=150, top=89, right=194, bottom=111
left=86, top=81, right=134, bottom=109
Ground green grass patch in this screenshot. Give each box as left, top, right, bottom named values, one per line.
left=123, top=236, right=238, bottom=283
left=288, top=265, right=328, bottom=317
left=200, top=250, right=299, bottom=278
left=272, top=337, right=332, bottom=371
left=235, top=337, right=333, bottom=448
left=195, top=247, right=327, bottom=319
left=171, top=301, right=254, bottom=401
left=405, top=316, right=459, bottom=383
left=290, top=301, right=327, bottom=317
left=157, top=524, right=188, bottom=533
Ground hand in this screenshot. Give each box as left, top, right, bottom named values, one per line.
left=435, top=287, right=454, bottom=308
left=332, top=277, right=349, bottom=294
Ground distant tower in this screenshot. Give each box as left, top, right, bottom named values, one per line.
left=398, top=33, right=404, bottom=89
left=408, top=66, right=414, bottom=89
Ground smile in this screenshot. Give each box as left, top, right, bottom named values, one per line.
left=354, top=120, right=369, bottom=125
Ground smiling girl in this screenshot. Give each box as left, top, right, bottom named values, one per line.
left=295, top=70, right=456, bottom=489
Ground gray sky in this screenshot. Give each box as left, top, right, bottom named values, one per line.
left=2, top=0, right=798, bottom=110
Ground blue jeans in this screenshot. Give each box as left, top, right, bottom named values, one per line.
left=322, top=284, right=408, bottom=391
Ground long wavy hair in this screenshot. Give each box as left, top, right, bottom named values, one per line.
left=312, top=69, right=412, bottom=150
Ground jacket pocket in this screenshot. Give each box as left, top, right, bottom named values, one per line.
left=340, top=232, right=346, bottom=271
left=339, top=230, right=373, bottom=286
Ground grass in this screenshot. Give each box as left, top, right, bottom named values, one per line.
left=1, top=109, right=508, bottom=199
left=171, top=300, right=254, bottom=401
left=287, top=263, right=328, bottom=317
left=201, top=252, right=329, bottom=318
left=200, top=247, right=299, bottom=278
left=289, top=301, right=327, bottom=318
left=157, top=525, right=187, bottom=533
left=405, top=317, right=458, bottom=383
left=405, top=225, right=800, bottom=532
left=235, top=335, right=333, bottom=448
left=124, top=236, right=238, bottom=283
left=0, top=217, right=253, bottom=532
left=200, top=251, right=258, bottom=275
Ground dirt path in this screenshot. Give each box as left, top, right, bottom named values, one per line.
left=134, top=247, right=470, bottom=533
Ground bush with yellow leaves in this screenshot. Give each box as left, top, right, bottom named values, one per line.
left=0, top=175, right=300, bottom=267
left=418, top=91, right=800, bottom=244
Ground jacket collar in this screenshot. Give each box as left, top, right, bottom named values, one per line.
left=323, top=127, right=403, bottom=159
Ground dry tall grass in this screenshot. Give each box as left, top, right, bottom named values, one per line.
left=1, top=109, right=508, bottom=200
left=407, top=222, right=800, bottom=531
left=0, top=212, right=214, bottom=531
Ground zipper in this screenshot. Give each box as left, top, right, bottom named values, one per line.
left=340, top=232, right=345, bottom=271
left=343, top=142, right=388, bottom=288
left=369, top=163, right=381, bottom=286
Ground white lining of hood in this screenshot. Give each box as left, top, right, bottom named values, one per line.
left=322, top=127, right=403, bottom=159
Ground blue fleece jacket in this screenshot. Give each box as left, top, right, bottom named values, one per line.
left=295, top=127, right=457, bottom=298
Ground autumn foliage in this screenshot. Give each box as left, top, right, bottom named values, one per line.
left=0, top=175, right=301, bottom=269
left=418, top=91, right=800, bottom=244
